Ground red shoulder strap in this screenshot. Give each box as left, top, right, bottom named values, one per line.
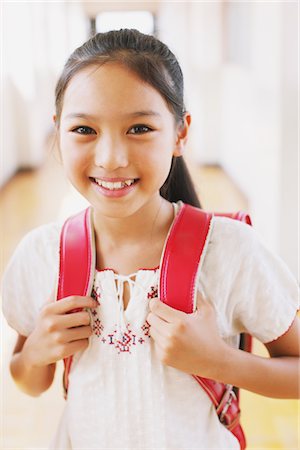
left=56, top=207, right=95, bottom=395
left=57, top=207, right=95, bottom=300
left=159, top=203, right=249, bottom=450
left=159, top=204, right=252, bottom=312
left=159, top=203, right=212, bottom=313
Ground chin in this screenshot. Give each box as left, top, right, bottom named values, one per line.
left=91, top=200, right=143, bottom=220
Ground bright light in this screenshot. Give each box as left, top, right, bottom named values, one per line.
left=96, top=11, right=154, bottom=35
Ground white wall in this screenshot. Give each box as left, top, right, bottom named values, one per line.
left=157, top=1, right=298, bottom=276
left=278, top=3, right=298, bottom=277
left=219, top=2, right=298, bottom=276
left=1, top=2, right=88, bottom=187
left=157, top=2, right=223, bottom=164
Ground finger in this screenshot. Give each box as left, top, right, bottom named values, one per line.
left=147, top=324, right=165, bottom=348
left=63, top=325, right=94, bottom=343
left=49, top=296, right=97, bottom=314
left=149, top=298, right=186, bottom=323
left=148, top=323, right=167, bottom=344
left=147, top=312, right=170, bottom=334
left=151, top=341, right=166, bottom=362
left=147, top=312, right=170, bottom=337
left=59, top=311, right=92, bottom=329
left=62, top=339, right=90, bottom=359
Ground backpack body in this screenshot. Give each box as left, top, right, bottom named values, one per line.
left=57, top=203, right=252, bottom=450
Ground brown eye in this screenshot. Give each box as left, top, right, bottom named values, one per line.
left=128, top=125, right=153, bottom=135
left=72, top=126, right=96, bottom=135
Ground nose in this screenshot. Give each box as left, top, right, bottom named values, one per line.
left=94, top=135, right=129, bottom=170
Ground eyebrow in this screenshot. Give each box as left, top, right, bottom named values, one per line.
left=64, top=110, right=161, bottom=120
left=127, top=110, right=161, bottom=118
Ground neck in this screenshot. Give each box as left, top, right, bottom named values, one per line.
left=92, top=196, right=174, bottom=248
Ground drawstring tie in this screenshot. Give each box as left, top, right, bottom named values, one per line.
left=112, top=270, right=158, bottom=340
left=115, top=274, right=136, bottom=338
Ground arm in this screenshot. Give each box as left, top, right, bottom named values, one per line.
left=9, top=296, right=97, bottom=397
left=217, top=317, right=299, bottom=398
left=147, top=297, right=300, bottom=399
left=10, top=334, right=56, bottom=397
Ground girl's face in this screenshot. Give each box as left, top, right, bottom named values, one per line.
left=58, top=62, right=189, bottom=219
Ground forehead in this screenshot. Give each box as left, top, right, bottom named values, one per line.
left=61, top=62, right=172, bottom=119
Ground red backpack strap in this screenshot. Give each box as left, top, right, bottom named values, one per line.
left=159, top=203, right=249, bottom=450
left=56, top=207, right=95, bottom=395
left=159, top=203, right=212, bottom=312
left=215, top=211, right=252, bottom=226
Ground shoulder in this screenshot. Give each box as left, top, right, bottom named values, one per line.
left=2, top=221, right=63, bottom=287
left=6, top=222, right=62, bottom=269
left=203, top=213, right=298, bottom=286
left=177, top=202, right=256, bottom=254
left=1, top=222, right=62, bottom=335
left=210, top=214, right=255, bottom=246
left=202, top=214, right=258, bottom=270
left=208, top=214, right=296, bottom=278
left=199, top=214, right=259, bottom=301
left=199, top=214, right=299, bottom=341
left=16, top=222, right=61, bottom=248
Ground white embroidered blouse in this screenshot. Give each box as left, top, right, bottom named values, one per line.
left=2, top=203, right=298, bottom=449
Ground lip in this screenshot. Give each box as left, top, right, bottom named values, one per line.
left=90, top=177, right=138, bottom=198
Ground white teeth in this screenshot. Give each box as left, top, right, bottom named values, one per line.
left=94, top=178, right=135, bottom=190
left=124, top=180, right=134, bottom=186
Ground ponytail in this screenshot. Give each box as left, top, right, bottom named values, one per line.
left=160, top=157, right=201, bottom=208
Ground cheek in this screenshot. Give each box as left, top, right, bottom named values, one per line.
left=150, top=136, right=176, bottom=169
left=136, top=146, right=173, bottom=186
left=59, top=136, right=91, bottom=173
left=142, top=132, right=175, bottom=162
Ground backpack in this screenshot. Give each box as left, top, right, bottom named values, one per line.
left=57, top=202, right=252, bottom=450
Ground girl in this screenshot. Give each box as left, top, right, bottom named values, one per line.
left=2, top=29, right=299, bottom=450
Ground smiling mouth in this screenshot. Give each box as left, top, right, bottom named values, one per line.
left=90, top=177, right=139, bottom=190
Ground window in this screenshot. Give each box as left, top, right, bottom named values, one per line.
left=95, top=10, right=155, bottom=35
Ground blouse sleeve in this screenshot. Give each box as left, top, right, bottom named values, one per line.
left=199, top=217, right=299, bottom=343
left=1, top=223, right=61, bottom=337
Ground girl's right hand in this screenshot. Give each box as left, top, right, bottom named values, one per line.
left=21, top=296, right=98, bottom=368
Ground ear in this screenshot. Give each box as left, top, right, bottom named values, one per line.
left=51, top=115, right=62, bottom=163
left=53, top=114, right=60, bottom=132
left=173, top=112, right=191, bottom=157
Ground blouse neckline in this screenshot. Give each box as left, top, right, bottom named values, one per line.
left=95, top=202, right=180, bottom=276
left=95, top=266, right=160, bottom=275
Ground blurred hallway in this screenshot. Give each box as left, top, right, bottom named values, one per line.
left=1, top=143, right=298, bottom=449
left=1, top=1, right=299, bottom=448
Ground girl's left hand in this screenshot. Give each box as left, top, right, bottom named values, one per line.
left=146, top=293, right=228, bottom=380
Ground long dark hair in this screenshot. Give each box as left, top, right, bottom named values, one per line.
left=55, top=29, right=200, bottom=208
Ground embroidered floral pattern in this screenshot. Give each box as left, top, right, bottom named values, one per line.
left=147, top=285, right=158, bottom=299
left=141, top=321, right=151, bottom=337
left=90, top=281, right=156, bottom=353
left=93, top=318, right=104, bottom=337
left=113, top=323, right=136, bottom=353
left=92, top=320, right=151, bottom=354
left=92, top=286, right=101, bottom=304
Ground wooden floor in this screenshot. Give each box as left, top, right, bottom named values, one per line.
left=0, top=148, right=299, bottom=449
